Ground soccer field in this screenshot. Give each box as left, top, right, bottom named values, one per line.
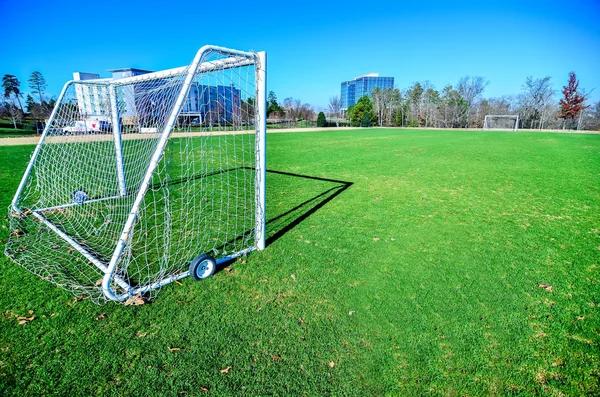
left=1, top=128, right=598, bottom=395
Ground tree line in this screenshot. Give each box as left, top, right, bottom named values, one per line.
left=2, top=72, right=54, bottom=129
left=263, top=72, right=598, bottom=131
left=4, top=70, right=599, bottom=132
left=332, top=73, right=599, bottom=130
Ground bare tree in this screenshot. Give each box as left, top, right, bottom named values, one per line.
left=388, top=88, right=401, bottom=127
left=371, top=88, right=385, bottom=126
left=371, top=88, right=402, bottom=127
left=438, top=85, right=467, bottom=128
left=328, top=95, right=341, bottom=127
left=1, top=100, right=24, bottom=129
left=519, top=76, right=554, bottom=129
left=299, top=102, right=315, bottom=122
left=282, top=97, right=314, bottom=126
left=283, top=97, right=301, bottom=121
left=406, top=82, right=424, bottom=126
left=31, top=102, right=52, bottom=121
left=422, top=81, right=440, bottom=128
left=393, top=89, right=407, bottom=127
left=457, top=76, right=489, bottom=128
left=475, top=96, right=517, bottom=128
left=587, top=100, right=600, bottom=131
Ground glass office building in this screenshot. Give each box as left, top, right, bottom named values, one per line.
left=74, top=68, right=241, bottom=125
left=341, top=73, right=394, bottom=109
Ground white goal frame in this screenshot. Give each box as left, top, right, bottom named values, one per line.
left=7, top=45, right=267, bottom=302
left=483, top=115, right=519, bottom=131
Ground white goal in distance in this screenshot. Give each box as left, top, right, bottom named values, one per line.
left=5, top=45, right=267, bottom=303
left=483, top=115, right=520, bottom=131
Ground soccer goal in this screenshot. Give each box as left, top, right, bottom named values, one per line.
left=483, top=115, right=519, bottom=131
left=5, top=45, right=267, bottom=303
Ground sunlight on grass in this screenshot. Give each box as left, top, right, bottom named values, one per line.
left=1, top=128, right=599, bottom=395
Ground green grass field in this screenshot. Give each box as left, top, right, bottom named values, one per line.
left=1, top=128, right=599, bottom=396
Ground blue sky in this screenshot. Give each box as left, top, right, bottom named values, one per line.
left=2, top=0, right=599, bottom=110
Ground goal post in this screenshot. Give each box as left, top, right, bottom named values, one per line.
left=5, top=45, right=267, bottom=303
left=483, top=115, right=519, bottom=131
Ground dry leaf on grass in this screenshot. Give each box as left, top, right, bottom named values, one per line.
left=538, top=283, right=553, bottom=292
left=95, top=279, right=103, bottom=286
left=95, top=313, right=107, bottom=320
left=328, top=361, right=335, bottom=368
left=219, top=366, right=232, bottom=373
left=373, top=237, right=380, bottom=241
left=272, top=355, right=281, bottom=361
left=224, top=267, right=233, bottom=273
left=136, top=331, right=147, bottom=338
left=17, top=316, right=35, bottom=325
left=201, top=387, right=209, bottom=391
left=124, top=294, right=146, bottom=306
left=168, top=347, right=181, bottom=351
left=290, top=274, right=296, bottom=281
left=71, top=295, right=88, bottom=304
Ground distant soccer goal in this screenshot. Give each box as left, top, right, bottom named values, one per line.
left=5, top=45, right=267, bottom=303
left=483, top=115, right=519, bottom=131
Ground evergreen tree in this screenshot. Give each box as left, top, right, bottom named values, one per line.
left=349, top=96, right=376, bottom=127
left=317, top=111, right=326, bottom=127
left=28, top=71, right=47, bottom=103
left=267, top=91, right=282, bottom=116
left=26, top=94, right=35, bottom=113
left=2, top=74, right=23, bottom=111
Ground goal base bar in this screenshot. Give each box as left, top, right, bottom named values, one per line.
left=20, top=203, right=258, bottom=301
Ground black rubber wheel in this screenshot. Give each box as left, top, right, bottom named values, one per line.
left=189, top=254, right=216, bottom=281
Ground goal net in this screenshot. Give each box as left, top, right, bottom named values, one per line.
left=5, top=45, right=267, bottom=303
left=483, top=115, right=519, bottom=131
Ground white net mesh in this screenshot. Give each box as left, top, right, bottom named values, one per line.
left=5, top=47, right=263, bottom=303
left=483, top=115, right=519, bottom=131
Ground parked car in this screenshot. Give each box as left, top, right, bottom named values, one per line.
left=62, top=119, right=110, bottom=134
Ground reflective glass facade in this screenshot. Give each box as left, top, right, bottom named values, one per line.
left=340, top=75, right=394, bottom=109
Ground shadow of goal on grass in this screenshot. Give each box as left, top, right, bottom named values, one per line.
left=188, top=167, right=353, bottom=271
left=264, top=169, right=353, bottom=247
left=160, top=166, right=352, bottom=247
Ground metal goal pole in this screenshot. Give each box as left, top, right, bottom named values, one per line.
left=255, top=51, right=267, bottom=251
